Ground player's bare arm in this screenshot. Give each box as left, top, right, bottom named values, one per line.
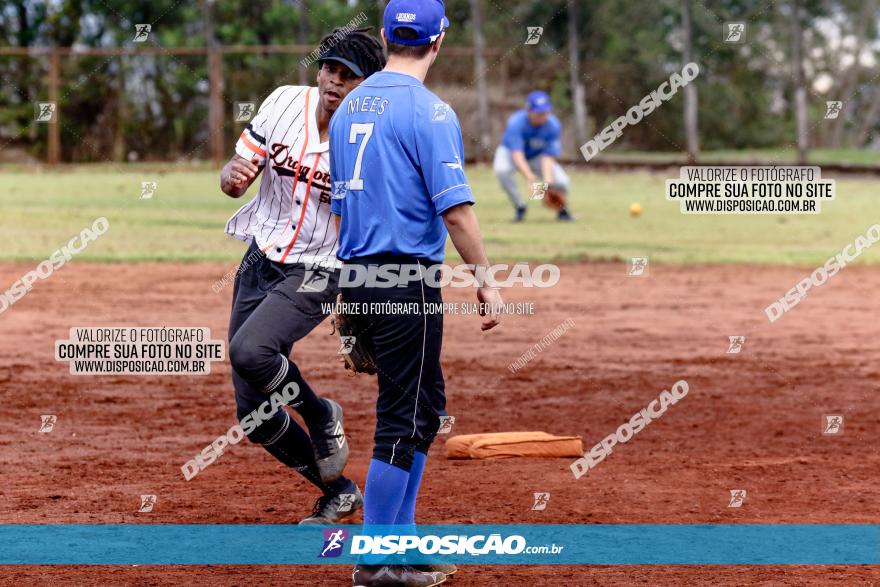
left=511, top=148, right=536, bottom=184
left=442, top=202, right=503, bottom=331
left=220, top=154, right=262, bottom=198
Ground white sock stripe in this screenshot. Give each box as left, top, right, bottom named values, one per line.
left=263, top=410, right=291, bottom=446
left=264, top=354, right=289, bottom=392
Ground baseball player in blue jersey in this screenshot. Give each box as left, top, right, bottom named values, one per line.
left=218, top=28, right=385, bottom=525
left=330, top=1, right=502, bottom=585
left=494, top=91, right=574, bottom=222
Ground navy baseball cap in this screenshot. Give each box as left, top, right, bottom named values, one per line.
left=384, top=0, right=450, bottom=46
left=526, top=90, right=552, bottom=113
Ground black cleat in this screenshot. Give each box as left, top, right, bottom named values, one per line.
left=557, top=208, right=575, bottom=221
left=298, top=482, right=363, bottom=525
left=352, top=564, right=446, bottom=587
left=513, top=206, right=527, bottom=222
left=310, top=398, right=349, bottom=484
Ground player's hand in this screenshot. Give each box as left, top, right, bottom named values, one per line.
left=225, top=157, right=260, bottom=187
left=477, top=286, right=503, bottom=331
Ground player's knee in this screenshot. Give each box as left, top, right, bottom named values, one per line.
left=493, top=157, right=513, bottom=176
left=229, top=333, right=274, bottom=380
left=228, top=332, right=248, bottom=369
left=494, top=164, right=514, bottom=178
left=492, top=149, right=510, bottom=174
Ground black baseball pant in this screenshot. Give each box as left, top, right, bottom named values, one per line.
left=227, top=240, right=345, bottom=493
left=341, top=256, right=446, bottom=472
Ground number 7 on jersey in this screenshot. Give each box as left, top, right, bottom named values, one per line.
left=348, top=122, right=374, bottom=191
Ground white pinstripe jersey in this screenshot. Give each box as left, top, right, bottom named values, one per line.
left=225, top=85, right=339, bottom=266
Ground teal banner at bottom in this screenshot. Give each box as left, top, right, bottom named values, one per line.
left=1, top=524, right=877, bottom=565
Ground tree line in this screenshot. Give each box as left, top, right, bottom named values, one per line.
left=0, top=0, right=877, bottom=162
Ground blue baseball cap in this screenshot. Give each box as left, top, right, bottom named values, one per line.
left=526, top=90, right=552, bottom=113
left=384, top=0, right=450, bottom=46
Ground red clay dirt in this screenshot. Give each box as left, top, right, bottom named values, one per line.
left=1, top=260, right=878, bottom=586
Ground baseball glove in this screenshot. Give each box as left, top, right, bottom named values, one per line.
left=543, top=187, right=566, bottom=211
left=330, top=294, right=378, bottom=375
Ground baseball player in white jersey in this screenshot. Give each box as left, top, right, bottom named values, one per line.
left=218, top=27, right=386, bottom=524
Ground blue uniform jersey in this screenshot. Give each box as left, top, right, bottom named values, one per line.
left=500, top=109, right=562, bottom=160
left=330, top=71, right=474, bottom=263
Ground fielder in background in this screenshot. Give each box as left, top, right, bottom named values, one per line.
left=330, top=1, right=503, bottom=585
left=218, top=27, right=385, bottom=525
left=493, top=90, right=574, bottom=222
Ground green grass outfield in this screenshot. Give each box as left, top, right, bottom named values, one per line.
left=0, top=163, right=877, bottom=265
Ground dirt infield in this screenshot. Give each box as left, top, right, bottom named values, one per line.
left=1, top=260, right=878, bottom=586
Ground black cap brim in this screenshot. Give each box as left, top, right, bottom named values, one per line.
left=317, top=56, right=364, bottom=78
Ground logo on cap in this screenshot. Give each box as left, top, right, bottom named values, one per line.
left=396, top=12, right=417, bottom=22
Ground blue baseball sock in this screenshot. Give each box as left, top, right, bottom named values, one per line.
left=362, top=458, right=410, bottom=565
left=395, top=450, right=427, bottom=526
left=364, top=458, right=410, bottom=525
left=394, top=451, right=427, bottom=566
